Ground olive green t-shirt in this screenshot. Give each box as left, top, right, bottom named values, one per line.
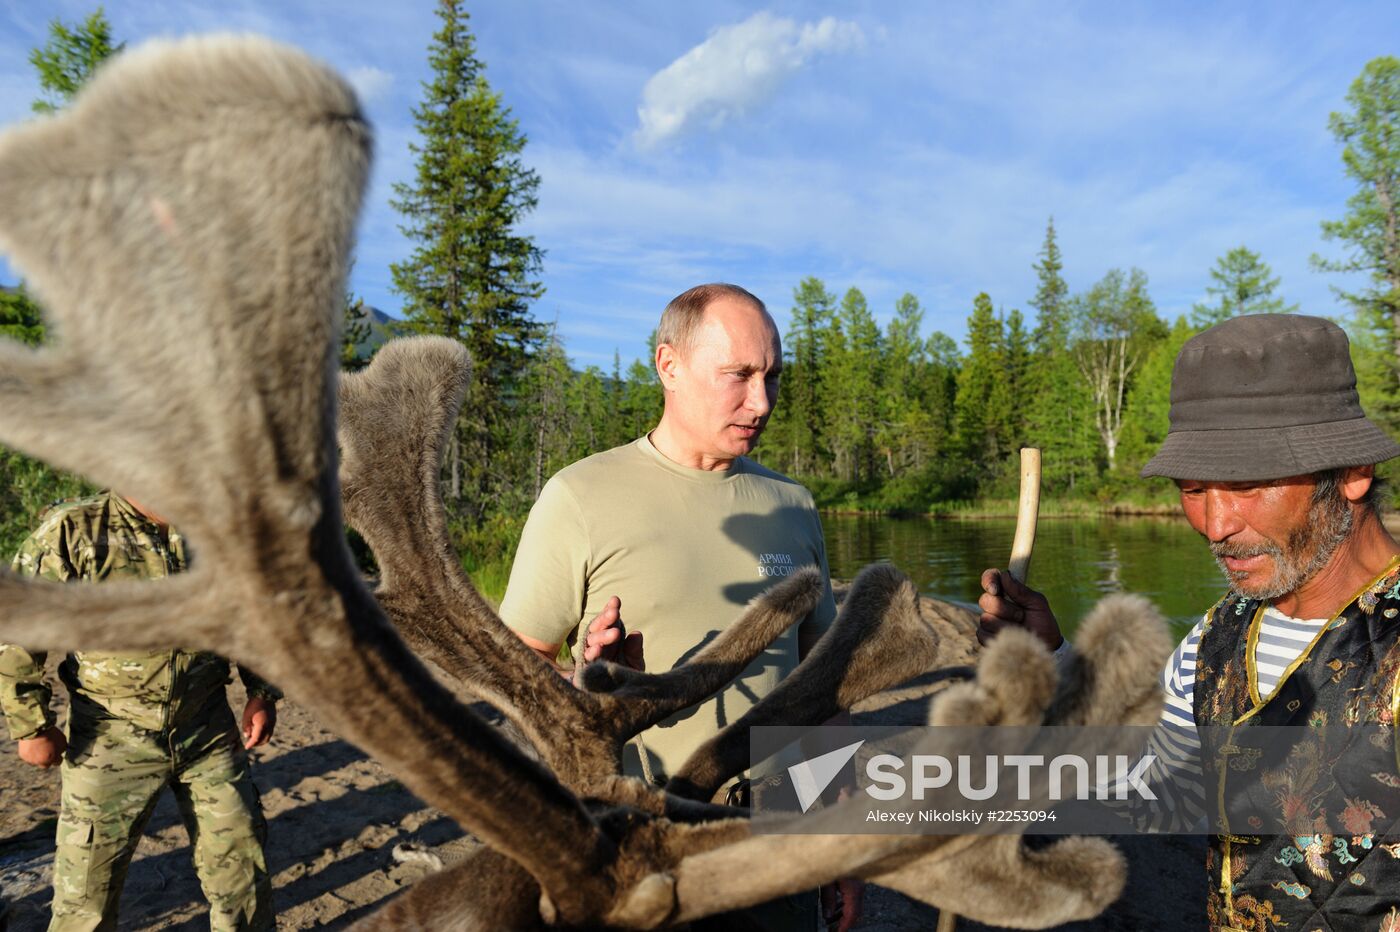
left=500, top=435, right=837, bottom=779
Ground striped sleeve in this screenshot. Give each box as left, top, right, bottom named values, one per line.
left=1098, top=614, right=1207, bottom=831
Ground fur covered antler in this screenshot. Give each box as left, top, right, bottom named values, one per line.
left=0, top=36, right=1174, bottom=931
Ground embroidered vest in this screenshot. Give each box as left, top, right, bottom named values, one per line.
left=1194, top=562, right=1400, bottom=932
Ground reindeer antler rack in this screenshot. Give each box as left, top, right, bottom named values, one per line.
left=0, top=37, right=1171, bottom=930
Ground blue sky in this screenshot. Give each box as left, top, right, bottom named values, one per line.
left=0, top=2, right=1396, bottom=369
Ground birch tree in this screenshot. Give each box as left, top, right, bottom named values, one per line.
left=1070, top=268, right=1165, bottom=472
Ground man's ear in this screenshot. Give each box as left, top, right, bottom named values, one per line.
left=656, top=343, right=679, bottom=391
left=1341, top=464, right=1376, bottom=505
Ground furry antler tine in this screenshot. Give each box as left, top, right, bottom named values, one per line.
left=869, top=834, right=1125, bottom=929
left=927, top=626, right=1056, bottom=728
left=351, top=848, right=546, bottom=931
left=0, top=37, right=658, bottom=927
left=666, top=563, right=935, bottom=801
left=1046, top=592, right=1172, bottom=727
left=0, top=36, right=362, bottom=527
left=0, top=572, right=228, bottom=652
left=0, top=35, right=367, bottom=652
left=578, top=567, right=824, bottom=735
left=337, top=337, right=618, bottom=778
left=659, top=826, right=952, bottom=926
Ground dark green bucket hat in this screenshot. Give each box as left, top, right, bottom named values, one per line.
left=1140, top=314, right=1400, bottom=482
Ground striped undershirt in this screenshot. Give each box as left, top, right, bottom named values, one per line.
left=1142, top=605, right=1327, bottom=828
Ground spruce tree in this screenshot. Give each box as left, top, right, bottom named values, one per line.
left=1003, top=307, right=1029, bottom=455
left=954, top=293, right=1012, bottom=483
left=0, top=286, right=44, bottom=346
left=391, top=0, right=544, bottom=520
left=1029, top=218, right=1069, bottom=354
left=879, top=293, right=933, bottom=477
left=826, top=288, right=882, bottom=482
left=30, top=7, right=123, bottom=114
left=768, top=277, right=836, bottom=476
left=1315, top=56, right=1400, bottom=432
left=1023, top=219, right=1095, bottom=491
left=1191, top=246, right=1297, bottom=327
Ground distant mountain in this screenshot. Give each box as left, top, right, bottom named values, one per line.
left=346, top=303, right=401, bottom=360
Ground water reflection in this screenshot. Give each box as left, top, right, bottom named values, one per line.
left=820, top=514, right=1223, bottom=640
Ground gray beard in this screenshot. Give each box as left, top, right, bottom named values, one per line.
left=1211, top=490, right=1354, bottom=602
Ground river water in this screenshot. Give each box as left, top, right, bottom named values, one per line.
left=820, top=514, right=1225, bottom=640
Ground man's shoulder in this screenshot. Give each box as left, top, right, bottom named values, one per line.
left=549, top=439, right=650, bottom=488
left=25, top=492, right=112, bottom=545
left=737, top=458, right=817, bottom=503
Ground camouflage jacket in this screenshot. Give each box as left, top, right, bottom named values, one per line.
left=0, top=491, right=281, bottom=740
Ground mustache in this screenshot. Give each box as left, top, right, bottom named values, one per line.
left=1210, top=540, right=1283, bottom=561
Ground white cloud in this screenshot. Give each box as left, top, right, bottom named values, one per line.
left=346, top=64, right=393, bottom=103
left=634, top=11, right=863, bottom=148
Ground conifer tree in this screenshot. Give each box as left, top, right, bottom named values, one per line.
left=954, top=293, right=1013, bottom=482
left=1029, top=218, right=1069, bottom=354
left=30, top=7, right=123, bottom=114
left=1023, top=219, right=1095, bottom=490
left=769, top=277, right=836, bottom=476
left=1191, top=246, right=1297, bottom=327
left=391, top=0, right=544, bottom=519
left=879, top=293, right=934, bottom=476
left=520, top=328, right=574, bottom=499
left=1315, top=56, right=1400, bottom=432
left=0, top=286, right=44, bottom=346
left=1003, top=307, right=1029, bottom=454
left=924, top=331, right=961, bottom=460
left=826, top=287, right=882, bottom=482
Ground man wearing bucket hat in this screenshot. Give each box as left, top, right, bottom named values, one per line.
left=978, top=313, right=1400, bottom=929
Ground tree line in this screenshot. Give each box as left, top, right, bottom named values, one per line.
left=2, top=6, right=1399, bottom=579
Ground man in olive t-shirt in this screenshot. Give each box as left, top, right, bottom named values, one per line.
left=501, top=431, right=835, bottom=776
left=500, top=283, right=859, bottom=931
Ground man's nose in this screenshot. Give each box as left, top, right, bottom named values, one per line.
left=745, top=376, right=772, bottom=417
left=1202, top=489, right=1243, bottom=542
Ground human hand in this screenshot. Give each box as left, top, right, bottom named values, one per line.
left=17, top=725, right=66, bottom=768
left=820, top=876, right=864, bottom=932
left=579, top=596, right=644, bottom=670
left=242, top=696, right=277, bottom=749
left=977, top=568, right=1063, bottom=651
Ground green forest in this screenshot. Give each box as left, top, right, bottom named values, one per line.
left=3, top=6, right=1400, bottom=600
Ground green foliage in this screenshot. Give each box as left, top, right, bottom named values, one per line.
left=1191, top=245, right=1297, bottom=327
left=30, top=8, right=123, bottom=114
left=452, top=510, right=527, bottom=606
left=341, top=283, right=372, bottom=371
left=1316, top=56, right=1400, bottom=432
left=391, top=0, right=544, bottom=523
left=1023, top=220, right=1096, bottom=492
left=0, top=448, right=94, bottom=558
left=953, top=293, right=1016, bottom=482
left=1116, top=315, right=1200, bottom=476
left=1070, top=268, right=1166, bottom=471
left=825, top=287, right=882, bottom=482
left=0, top=286, right=44, bottom=346
left=765, top=277, right=836, bottom=476
left=1030, top=217, right=1069, bottom=353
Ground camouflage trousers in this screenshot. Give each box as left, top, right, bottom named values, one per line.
left=49, top=698, right=273, bottom=932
